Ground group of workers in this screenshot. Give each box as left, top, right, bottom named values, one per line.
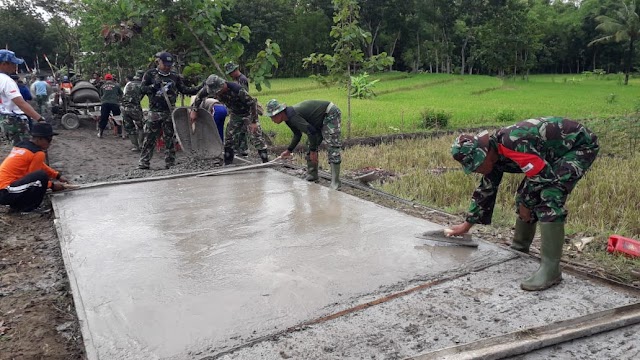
left=0, top=48, right=600, bottom=292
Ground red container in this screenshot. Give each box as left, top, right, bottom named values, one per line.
left=607, top=235, right=640, bottom=258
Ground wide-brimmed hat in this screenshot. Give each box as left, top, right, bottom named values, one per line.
left=30, top=123, right=59, bottom=137
left=265, top=99, right=286, bottom=117
left=224, top=62, right=239, bottom=74
left=451, top=131, right=490, bottom=174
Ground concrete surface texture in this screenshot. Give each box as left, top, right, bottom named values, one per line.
left=53, top=170, right=518, bottom=359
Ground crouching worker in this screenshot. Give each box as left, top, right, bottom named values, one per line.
left=0, top=123, right=70, bottom=213
left=448, top=117, right=599, bottom=291
left=266, top=99, right=342, bottom=190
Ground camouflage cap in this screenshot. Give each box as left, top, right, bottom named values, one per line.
left=134, top=70, right=145, bottom=80
left=265, top=99, right=286, bottom=117
left=205, top=74, right=226, bottom=94
left=224, top=62, right=239, bottom=74
left=451, top=131, right=489, bottom=174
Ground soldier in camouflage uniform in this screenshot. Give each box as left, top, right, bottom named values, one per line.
left=225, top=62, right=250, bottom=156
left=191, top=74, right=268, bottom=164
left=138, top=52, right=201, bottom=170
left=266, top=99, right=342, bottom=190
left=450, top=117, right=599, bottom=291
left=122, top=71, right=145, bottom=151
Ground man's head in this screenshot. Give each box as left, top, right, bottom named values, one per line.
left=451, top=131, right=495, bottom=175
left=134, top=70, right=145, bottom=81
left=266, top=99, right=287, bottom=124
left=224, top=62, right=240, bottom=76
left=92, top=72, right=100, bottom=79
left=0, top=50, right=24, bottom=74
left=39, top=75, right=45, bottom=81
left=205, top=74, right=226, bottom=95
left=30, top=123, right=58, bottom=150
left=104, top=73, right=113, bottom=81
left=155, top=51, right=174, bottom=72
left=63, top=75, right=69, bottom=82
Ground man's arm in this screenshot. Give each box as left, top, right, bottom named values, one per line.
left=466, top=170, right=504, bottom=225
left=176, top=76, right=202, bottom=96
left=140, top=72, right=156, bottom=95
left=285, top=121, right=303, bottom=152
left=191, top=87, right=208, bottom=109
left=12, top=97, right=44, bottom=122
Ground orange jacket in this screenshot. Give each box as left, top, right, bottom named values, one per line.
left=0, top=141, right=60, bottom=189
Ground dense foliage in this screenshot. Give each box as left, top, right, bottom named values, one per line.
left=1, top=0, right=639, bottom=81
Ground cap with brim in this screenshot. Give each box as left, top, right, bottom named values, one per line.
left=451, top=131, right=489, bottom=174
left=0, top=50, right=25, bottom=65
left=30, top=123, right=58, bottom=137
left=156, top=51, right=174, bottom=66
left=224, top=62, right=239, bottom=74
left=205, top=74, right=226, bottom=94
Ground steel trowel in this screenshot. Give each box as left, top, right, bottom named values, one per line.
left=415, top=229, right=479, bottom=247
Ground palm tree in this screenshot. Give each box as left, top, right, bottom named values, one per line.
left=589, top=0, right=640, bottom=85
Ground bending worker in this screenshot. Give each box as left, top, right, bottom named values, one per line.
left=0, top=123, right=69, bottom=213
left=449, top=117, right=599, bottom=291
left=265, top=99, right=342, bottom=190
left=191, top=74, right=268, bottom=164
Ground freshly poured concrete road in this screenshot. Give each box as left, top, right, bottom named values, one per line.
left=52, top=170, right=639, bottom=360
left=53, top=170, right=515, bottom=359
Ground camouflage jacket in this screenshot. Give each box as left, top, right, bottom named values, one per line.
left=194, top=82, right=257, bottom=120
left=140, top=68, right=201, bottom=112
left=122, top=80, right=143, bottom=108
left=467, top=117, right=598, bottom=224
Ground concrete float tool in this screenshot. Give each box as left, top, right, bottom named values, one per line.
left=196, top=156, right=283, bottom=177
left=415, top=229, right=479, bottom=247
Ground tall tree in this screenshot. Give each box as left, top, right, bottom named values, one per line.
left=589, top=0, right=640, bottom=84
left=304, top=0, right=393, bottom=138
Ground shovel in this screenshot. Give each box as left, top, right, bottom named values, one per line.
left=196, top=156, right=283, bottom=177
left=415, top=229, right=479, bottom=247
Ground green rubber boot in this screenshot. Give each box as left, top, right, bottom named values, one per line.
left=305, top=161, right=319, bottom=181
left=330, top=163, right=341, bottom=190
left=511, top=219, right=537, bottom=253
left=520, top=222, right=564, bottom=291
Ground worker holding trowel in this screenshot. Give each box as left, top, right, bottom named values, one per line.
left=265, top=99, right=342, bottom=190
left=449, top=117, right=599, bottom=291
left=0, top=123, right=71, bottom=213
left=138, top=52, right=201, bottom=170
left=191, top=74, right=269, bottom=164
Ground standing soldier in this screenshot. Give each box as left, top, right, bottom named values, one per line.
left=191, top=74, right=268, bottom=164
left=265, top=99, right=342, bottom=190
left=449, top=117, right=599, bottom=291
left=122, top=71, right=145, bottom=151
left=139, top=52, right=201, bottom=170
left=32, top=75, right=49, bottom=114
left=225, top=62, right=249, bottom=157
left=97, top=74, right=123, bottom=138
left=0, top=50, right=47, bottom=145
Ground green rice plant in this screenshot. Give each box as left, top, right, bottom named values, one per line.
left=606, top=93, right=617, bottom=104
left=495, top=109, right=517, bottom=123
left=418, top=108, right=450, bottom=129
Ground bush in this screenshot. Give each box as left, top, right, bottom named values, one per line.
left=495, top=109, right=516, bottom=123
left=350, top=72, right=379, bottom=99
left=419, top=108, right=450, bottom=129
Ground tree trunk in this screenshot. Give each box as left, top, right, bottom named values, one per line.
left=388, top=31, right=401, bottom=71
left=368, top=23, right=380, bottom=58
left=181, top=17, right=225, bottom=76
left=416, top=32, right=421, bottom=71
left=625, top=39, right=634, bottom=85
left=460, top=37, right=468, bottom=76
left=592, top=50, right=596, bottom=71
left=347, top=63, right=352, bottom=139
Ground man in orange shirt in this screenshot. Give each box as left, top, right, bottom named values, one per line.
left=0, top=123, right=69, bottom=213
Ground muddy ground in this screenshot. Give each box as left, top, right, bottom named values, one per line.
left=0, top=119, right=636, bottom=359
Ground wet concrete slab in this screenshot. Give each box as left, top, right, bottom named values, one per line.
left=52, top=170, right=515, bottom=360
left=218, top=260, right=640, bottom=360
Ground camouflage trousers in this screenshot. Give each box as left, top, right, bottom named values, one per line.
left=232, top=123, right=249, bottom=154
left=0, top=114, right=30, bottom=146
left=224, top=113, right=267, bottom=151
left=515, top=132, right=599, bottom=223
left=309, top=104, right=342, bottom=164
left=139, top=111, right=176, bottom=167
left=122, top=107, right=144, bottom=136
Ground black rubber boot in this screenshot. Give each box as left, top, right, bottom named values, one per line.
left=521, top=222, right=564, bottom=291
left=224, top=147, right=234, bottom=165
left=511, top=219, right=537, bottom=253
left=305, top=161, right=319, bottom=181
left=330, top=163, right=341, bottom=190
left=258, top=149, right=269, bottom=163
